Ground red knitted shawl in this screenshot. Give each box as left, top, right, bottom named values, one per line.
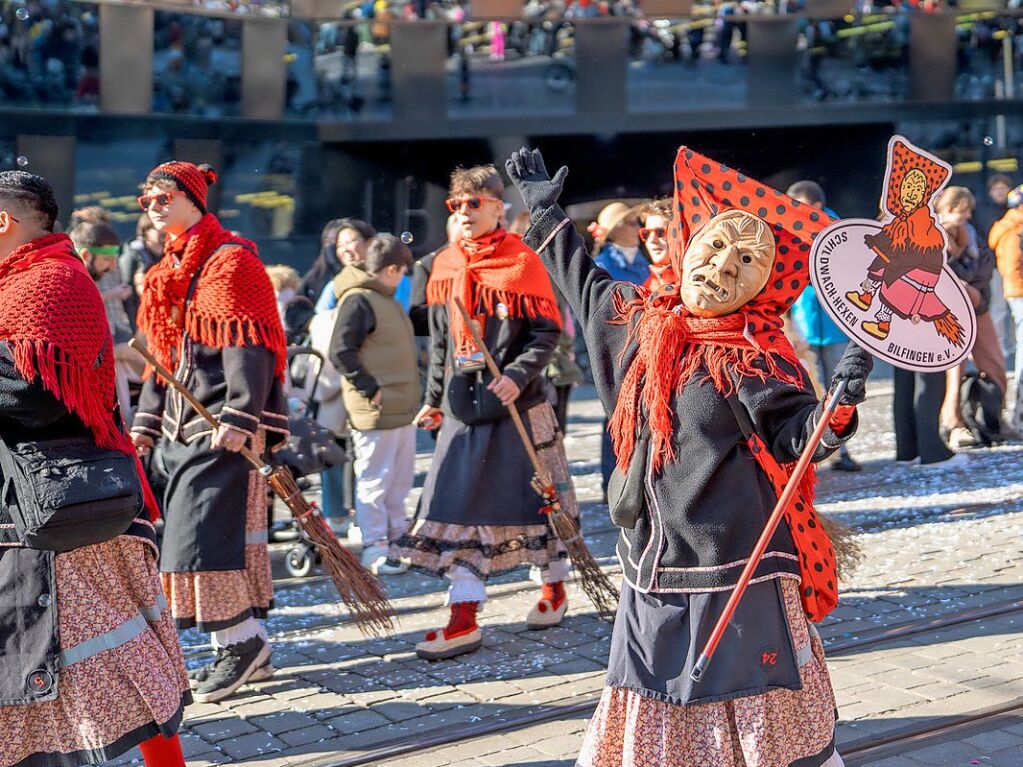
left=137, top=214, right=287, bottom=380
left=0, top=233, right=159, bottom=519
left=427, top=228, right=561, bottom=356
left=609, top=147, right=841, bottom=621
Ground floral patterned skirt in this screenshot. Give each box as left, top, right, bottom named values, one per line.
left=393, top=402, right=577, bottom=580
left=162, top=466, right=273, bottom=632
left=0, top=535, right=190, bottom=767
left=577, top=579, right=838, bottom=767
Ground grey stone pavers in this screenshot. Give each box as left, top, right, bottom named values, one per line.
left=93, top=382, right=1023, bottom=766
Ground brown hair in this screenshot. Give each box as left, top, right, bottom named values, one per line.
left=136, top=212, right=156, bottom=238
left=449, top=165, right=505, bottom=200
left=640, top=198, right=673, bottom=224
left=364, top=233, right=414, bottom=275
left=69, top=220, right=120, bottom=251
left=265, top=264, right=301, bottom=293
left=68, top=205, right=111, bottom=228
left=936, top=186, right=976, bottom=213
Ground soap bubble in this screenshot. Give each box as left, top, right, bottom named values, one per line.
left=400, top=231, right=414, bottom=245
left=16, top=156, right=28, bottom=167
left=15, top=8, right=30, bottom=21
left=983, top=136, right=994, bottom=146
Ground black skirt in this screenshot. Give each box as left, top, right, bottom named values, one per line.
left=417, top=412, right=544, bottom=527
left=606, top=577, right=804, bottom=707
left=158, top=437, right=255, bottom=572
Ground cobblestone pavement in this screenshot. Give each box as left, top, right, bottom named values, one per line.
left=100, top=381, right=1023, bottom=767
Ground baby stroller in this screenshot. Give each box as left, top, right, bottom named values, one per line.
left=273, top=347, right=349, bottom=577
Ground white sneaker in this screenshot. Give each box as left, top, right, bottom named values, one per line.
left=917, top=452, right=971, bottom=470
left=948, top=426, right=977, bottom=449
left=347, top=524, right=363, bottom=546
left=360, top=544, right=408, bottom=575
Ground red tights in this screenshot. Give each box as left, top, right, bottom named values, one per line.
left=139, top=734, right=185, bottom=767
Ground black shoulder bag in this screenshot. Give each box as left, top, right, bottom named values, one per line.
left=606, top=427, right=649, bottom=530
left=0, top=340, right=144, bottom=552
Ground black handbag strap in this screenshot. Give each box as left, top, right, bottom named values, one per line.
left=725, top=391, right=757, bottom=443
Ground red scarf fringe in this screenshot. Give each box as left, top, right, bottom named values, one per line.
left=427, top=229, right=561, bottom=354
left=138, top=214, right=286, bottom=380
left=0, top=235, right=159, bottom=520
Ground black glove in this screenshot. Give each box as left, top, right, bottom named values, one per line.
left=505, top=147, right=569, bottom=221
left=830, top=340, right=873, bottom=406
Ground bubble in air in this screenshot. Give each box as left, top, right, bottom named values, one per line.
left=400, top=231, right=414, bottom=245
left=15, top=8, right=29, bottom=21
left=16, top=156, right=28, bottom=167
left=983, top=136, right=994, bottom=146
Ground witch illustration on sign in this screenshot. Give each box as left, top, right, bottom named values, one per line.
left=811, top=136, right=976, bottom=371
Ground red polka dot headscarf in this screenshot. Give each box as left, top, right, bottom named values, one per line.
left=665, top=146, right=838, bottom=336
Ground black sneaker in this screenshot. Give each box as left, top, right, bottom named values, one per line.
left=189, top=651, right=274, bottom=690
left=830, top=453, right=862, bottom=472
left=193, top=635, right=271, bottom=703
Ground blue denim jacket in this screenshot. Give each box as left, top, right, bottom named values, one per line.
left=594, top=243, right=650, bottom=285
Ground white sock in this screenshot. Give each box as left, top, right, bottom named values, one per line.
left=211, top=617, right=262, bottom=649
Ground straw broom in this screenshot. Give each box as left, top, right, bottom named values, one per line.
left=453, top=299, right=619, bottom=620
left=129, top=339, right=396, bottom=637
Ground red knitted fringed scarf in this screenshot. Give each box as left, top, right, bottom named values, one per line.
left=427, top=228, right=561, bottom=356
left=137, top=213, right=287, bottom=380
left=609, top=147, right=841, bottom=621
left=0, top=233, right=159, bottom=520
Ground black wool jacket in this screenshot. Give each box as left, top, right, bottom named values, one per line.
left=425, top=297, right=560, bottom=426
left=523, top=206, right=857, bottom=594
left=0, top=344, right=154, bottom=706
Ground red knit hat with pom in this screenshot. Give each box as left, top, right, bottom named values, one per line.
left=147, top=161, right=218, bottom=213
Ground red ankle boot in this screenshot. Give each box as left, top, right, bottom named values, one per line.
left=416, top=602, right=482, bottom=661
left=527, top=581, right=568, bottom=630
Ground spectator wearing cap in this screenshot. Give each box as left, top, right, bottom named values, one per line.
left=590, top=201, right=649, bottom=495
left=989, top=183, right=1023, bottom=430
left=590, top=201, right=649, bottom=285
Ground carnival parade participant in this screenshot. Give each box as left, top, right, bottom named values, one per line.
left=130, top=161, right=289, bottom=704
left=0, top=171, right=190, bottom=767
left=509, top=147, right=871, bottom=767
left=639, top=198, right=676, bottom=292
left=393, top=164, right=579, bottom=661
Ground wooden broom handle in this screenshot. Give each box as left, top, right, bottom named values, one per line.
left=128, top=338, right=266, bottom=470
left=452, top=298, right=548, bottom=482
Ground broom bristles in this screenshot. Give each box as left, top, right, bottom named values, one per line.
left=268, top=468, right=396, bottom=636
left=821, top=513, right=863, bottom=580
left=547, top=506, right=619, bottom=621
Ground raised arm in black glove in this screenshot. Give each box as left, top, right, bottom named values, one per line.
left=830, top=340, right=874, bottom=405
left=505, top=147, right=569, bottom=222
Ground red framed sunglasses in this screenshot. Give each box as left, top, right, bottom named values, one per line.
left=639, top=226, right=667, bottom=241
left=445, top=195, right=500, bottom=213
left=138, top=191, right=182, bottom=210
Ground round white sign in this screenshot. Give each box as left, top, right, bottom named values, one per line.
left=810, top=219, right=976, bottom=372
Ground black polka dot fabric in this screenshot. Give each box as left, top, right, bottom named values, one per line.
left=666, top=146, right=839, bottom=338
